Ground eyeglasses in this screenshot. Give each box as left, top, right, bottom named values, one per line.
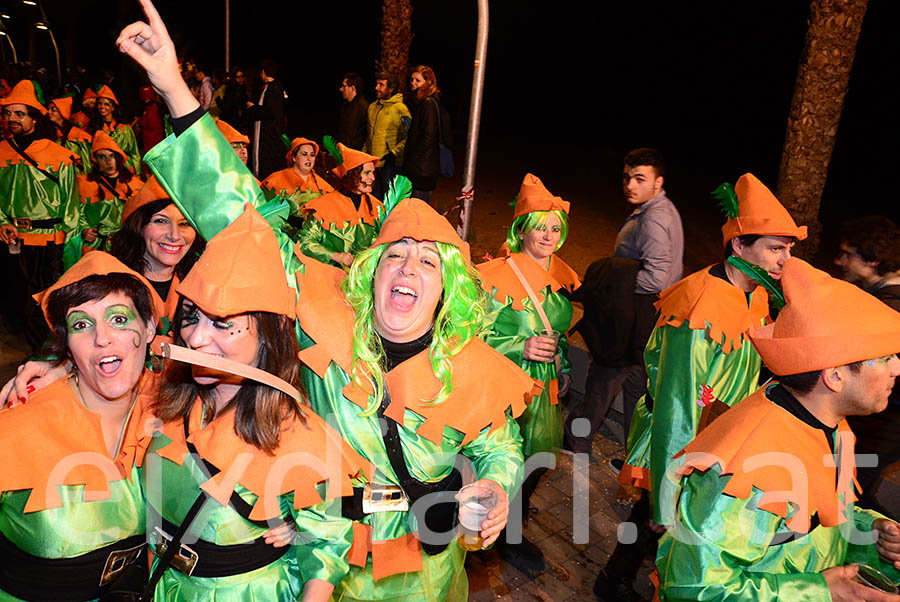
left=1, top=109, right=27, bottom=119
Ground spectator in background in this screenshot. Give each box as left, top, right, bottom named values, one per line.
left=194, top=64, right=214, bottom=111
left=217, top=66, right=250, bottom=132
left=247, top=59, right=286, bottom=180
left=337, top=72, right=368, bottom=151
left=137, top=85, right=164, bottom=155
left=403, top=65, right=445, bottom=205
left=364, top=72, right=409, bottom=199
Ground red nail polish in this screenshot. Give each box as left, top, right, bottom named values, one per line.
left=26, top=385, right=35, bottom=394
left=18, top=397, right=27, bottom=404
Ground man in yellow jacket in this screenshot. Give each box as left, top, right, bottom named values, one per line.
left=364, top=72, right=409, bottom=199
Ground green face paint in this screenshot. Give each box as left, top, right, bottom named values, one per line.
left=66, top=311, right=95, bottom=335
left=104, top=304, right=143, bottom=348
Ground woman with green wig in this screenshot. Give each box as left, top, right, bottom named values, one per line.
left=476, top=173, right=580, bottom=575
left=114, top=2, right=534, bottom=599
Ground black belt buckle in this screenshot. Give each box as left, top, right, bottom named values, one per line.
left=99, top=542, right=144, bottom=586
left=12, top=218, right=31, bottom=230
left=152, top=527, right=199, bottom=577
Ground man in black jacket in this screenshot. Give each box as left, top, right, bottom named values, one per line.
left=247, top=59, right=285, bottom=180
left=337, top=73, right=368, bottom=151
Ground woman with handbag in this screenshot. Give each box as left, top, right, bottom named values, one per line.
left=476, top=173, right=580, bottom=575
left=403, top=66, right=446, bottom=205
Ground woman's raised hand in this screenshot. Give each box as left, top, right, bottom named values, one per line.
left=115, top=0, right=200, bottom=118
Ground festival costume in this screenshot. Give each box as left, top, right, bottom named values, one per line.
left=143, top=113, right=533, bottom=600
left=51, top=98, right=93, bottom=175
left=95, top=85, right=142, bottom=174
left=262, top=167, right=334, bottom=215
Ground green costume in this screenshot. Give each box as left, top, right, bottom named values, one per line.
left=74, top=175, right=141, bottom=254
left=657, top=385, right=900, bottom=601
left=101, top=121, right=141, bottom=175
left=298, top=190, right=383, bottom=267
left=58, top=126, right=93, bottom=176
left=619, top=265, right=769, bottom=525
left=144, top=112, right=532, bottom=601
left=0, top=375, right=153, bottom=601
left=477, top=252, right=580, bottom=457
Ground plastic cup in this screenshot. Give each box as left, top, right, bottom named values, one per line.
left=853, top=564, right=899, bottom=593
left=7, top=238, right=21, bottom=255
left=538, top=328, right=560, bottom=351
left=457, top=484, right=497, bottom=551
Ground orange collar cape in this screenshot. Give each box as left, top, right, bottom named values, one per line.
left=721, top=173, right=807, bottom=247
left=331, top=142, right=378, bottom=178
left=262, top=167, right=332, bottom=195
left=512, top=173, right=570, bottom=218
left=215, top=118, right=249, bottom=145
left=77, top=173, right=139, bottom=203
left=177, top=204, right=295, bottom=318
left=50, top=96, right=73, bottom=120
left=371, top=197, right=472, bottom=263
left=95, top=85, right=118, bottom=106
left=0, top=370, right=160, bottom=513
left=1, top=80, right=47, bottom=114
left=33, top=250, right=164, bottom=328
left=123, top=175, right=169, bottom=221
left=0, top=137, right=76, bottom=170
left=301, top=190, right=382, bottom=231
left=655, top=265, right=769, bottom=353
left=477, top=251, right=580, bottom=310
left=149, top=397, right=372, bottom=521
left=674, top=387, right=858, bottom=533
left=285, top=136, right=319, bottom=164
left=65, top=125, right=92, bottom=144
left=750, top=257, right=900, bottom=375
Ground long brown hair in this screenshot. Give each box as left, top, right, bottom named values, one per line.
left=156, top=308, right=307, bottom=454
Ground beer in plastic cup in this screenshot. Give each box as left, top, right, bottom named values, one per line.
left=457, top=484, right=497, bottom=551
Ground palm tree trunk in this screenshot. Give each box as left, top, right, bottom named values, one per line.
left=776, top=0, right=868, bottom=257
left=379, top=0, right=413, bottom=79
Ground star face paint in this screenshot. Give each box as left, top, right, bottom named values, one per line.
left=65, top=292, right=154, bottom=408
left=179, top=300, right=260, bottom=391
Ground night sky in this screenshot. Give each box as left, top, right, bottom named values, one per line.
left=5, top=1, right=898, bottom=240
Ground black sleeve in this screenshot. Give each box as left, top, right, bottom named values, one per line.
left=171, top=106, right=206, bottom=137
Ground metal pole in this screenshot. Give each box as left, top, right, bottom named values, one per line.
left=456, top=0, right=488, bottom=242
left=37, top=1, right=61, bottom=86
left=0, top=16, right=17, bottom=63
left=225, top=0, right=230, bottom=73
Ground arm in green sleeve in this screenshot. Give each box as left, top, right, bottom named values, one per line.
left=144, top=112, right=268, bottom=241
left=58, top=164, right=82, bottom=240
left=480, top=296, right=527, bottom=367
left=297, top=216, right=338, bottom=266
left=118, top=126, right=142, bottom=175
left=659, top=469, right=832, bottom=602
left=461, top=414, right=524, bottom=499
left=290, top=497, right=353, bottom=587
left=558, top=330, right=572, bottom=375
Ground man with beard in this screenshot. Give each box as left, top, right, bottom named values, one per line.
left=0, top=80, right=80, bottom=351
left=364, top=72, right=409, bottom=199
left=337, top=73, right=369, bottom=151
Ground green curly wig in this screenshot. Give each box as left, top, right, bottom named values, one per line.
left=505, top=210, right=569, bottom=254
left=341, top=240, right=489, bottom=415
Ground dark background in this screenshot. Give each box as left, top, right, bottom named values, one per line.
left=4, top=1, right=897, bottom=246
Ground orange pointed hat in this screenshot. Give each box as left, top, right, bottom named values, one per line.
left=91, top=130, right=127, bottom=159
left=371, top=198, right=471, bottom=264
left=332, top=143, right=378, bottom=178
left=176, top=204, right=295, bottom=318
left=1, top=80, right=47, bottom=114
left=285, top=137, right=319, bottom=164
left=33, top=251, right=164, bottom=328
left=215, top=119, right=249, bottom=145
left=750, top=258, right=900, bottom=375
left=512, top=173, right=570, bottom=218
left=95, top=85, right=119, bottom=106
left=50, top=97, right=73, bottom=120
left=721, top=173, right=807, bottom=247
left=123, top=175, right=170, bottom=222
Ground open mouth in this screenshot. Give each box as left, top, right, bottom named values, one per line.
left=98, top=355, right=122, bottom=375
left=390, top=284, right=418, bottom=310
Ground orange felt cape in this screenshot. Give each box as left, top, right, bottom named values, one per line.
left=77, top=174, right=140, bottom=203
left=66, top=125, right=92, bottom=144
left=150, top=400, right=372, bottom=521
left=0, top=371, right=160, bottom=513
left=674, top=387, right=858, bottom=533
left=0, top=138, right=76, bottom=171
left=477, top=252, right=580, bottom=311
left=301, top=191, right=383, bottom=231
left=262, top=167, right=334, bottom=196
left=654, top=266, right=769, bottom=353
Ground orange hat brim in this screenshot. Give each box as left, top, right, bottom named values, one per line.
left=371, top=198, right=471, bottom=263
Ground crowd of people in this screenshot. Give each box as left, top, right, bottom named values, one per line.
left=0, top=0, right=899, bottom=601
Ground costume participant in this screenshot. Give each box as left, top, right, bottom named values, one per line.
left=72, top=131, right=142, bottom=261
left=215, top=118, right=250, bottom=167
left=596, top=173, right=807, bottom=601
left=298, top=141, right=382, bottom=268
left=142, top=207, right=368, bottom=600
left=0, top=80, right=81, bottom=352
left=0, top=251, right=162, bottom=600
left=90, top=85, right=142, bottom=174
left=70, top=88, right=96, bottom=130
left=48, top=96, right=93, bottom=175
left=261, top=136, right=334, bottom=219
left=476, top=174, right=579, bottom=572
left=657, top=258, right=900, bottom=601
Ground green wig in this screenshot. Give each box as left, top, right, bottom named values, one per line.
left=505, top=210, right=569, bottom=254
left=341, top=240, right=489, bottom=415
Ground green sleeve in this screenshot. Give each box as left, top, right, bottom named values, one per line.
left=658, top=469, right=832, bottom=602
left=290, top=495, right=353, bottom=587
left=480, top=296, right=527, bottom=367
left=297, top=216, right=337, bottom=266
left=58, top=163, right=82, bottom=240
left=558, top=330, right=572, bottom=375
left=844, top=506, right=900, bottom=583
left=460, top=413, right=524, bottom=499
left=117, top=126, right=142, bottom=175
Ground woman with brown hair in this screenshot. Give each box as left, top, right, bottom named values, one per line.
left=403, top=65, right=447, bottom=204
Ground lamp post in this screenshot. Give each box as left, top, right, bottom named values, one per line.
left=0, top=14, right=17, bottom=63
left=25, top=0, right=61, bottom=86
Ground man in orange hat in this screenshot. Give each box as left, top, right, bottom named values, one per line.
left=596, top=173, right=807, bottom=601
left=656, top=257, right=900, bottom=601
left=0, top=80, right=81, bottom=352
left=261, top=137, right=334, bottom=220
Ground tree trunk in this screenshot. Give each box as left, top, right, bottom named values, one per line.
left=379, top=0, right=413, bottom=81
left=776, top=0, right=867, bottom=258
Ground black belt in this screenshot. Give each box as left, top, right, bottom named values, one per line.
left=0, top=531, right=146, bottom=602
left=155, top=515, right=289, bottom=578
left=13, top=217, right=62, bottom=229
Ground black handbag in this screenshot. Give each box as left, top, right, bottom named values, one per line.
left=430, top=98, right=455, bottom=178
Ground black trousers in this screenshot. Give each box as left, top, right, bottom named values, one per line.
left=14, top=242, right=60, bottom=352
left=603, top=490, right=661, bottom=581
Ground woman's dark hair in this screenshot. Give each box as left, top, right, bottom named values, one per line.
left=87, top=99, right=118, bottom=135
left=337, top=163, right=365, bottom=196
left=839, top=216, right=900, bottom=276
left=44, top=273, right=155, bottom=363
left=108, top=198, right=204, bottom=281
left=87, top=151, right=136, bottom=189
left=156, top=306, right=308, bottom=453
left=27, top=107, right=59, bottom=140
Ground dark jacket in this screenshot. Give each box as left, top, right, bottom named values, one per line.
left=403, top=96, right=441, bottom=190
left=247, top=79, right=285, bottom=180
left=337, top=95, right=369, bottom=151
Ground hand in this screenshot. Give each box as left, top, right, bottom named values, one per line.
left=300, top=579, right=335, bottom=602
left=263, top=519, right=296, bottom=548
left=115, top=0, right=200, bottom=118
left=823, top=564, right=900, bottom=601
left=332, top=252, right=353, bottom=268
left=523, top=336, right=556, bottom=363
left=1, top=360, right=70, bottom=408
left=456, top=479, right=509, bottom=548
left=0, top=224, right=18, bottom=244
left=874, top=519, right=900, bottom=570
left=558, top=373, right=571, bottom=397
left=648, top=519, right=668, bottom=535
left=82, top=228, right=99, bottom=243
